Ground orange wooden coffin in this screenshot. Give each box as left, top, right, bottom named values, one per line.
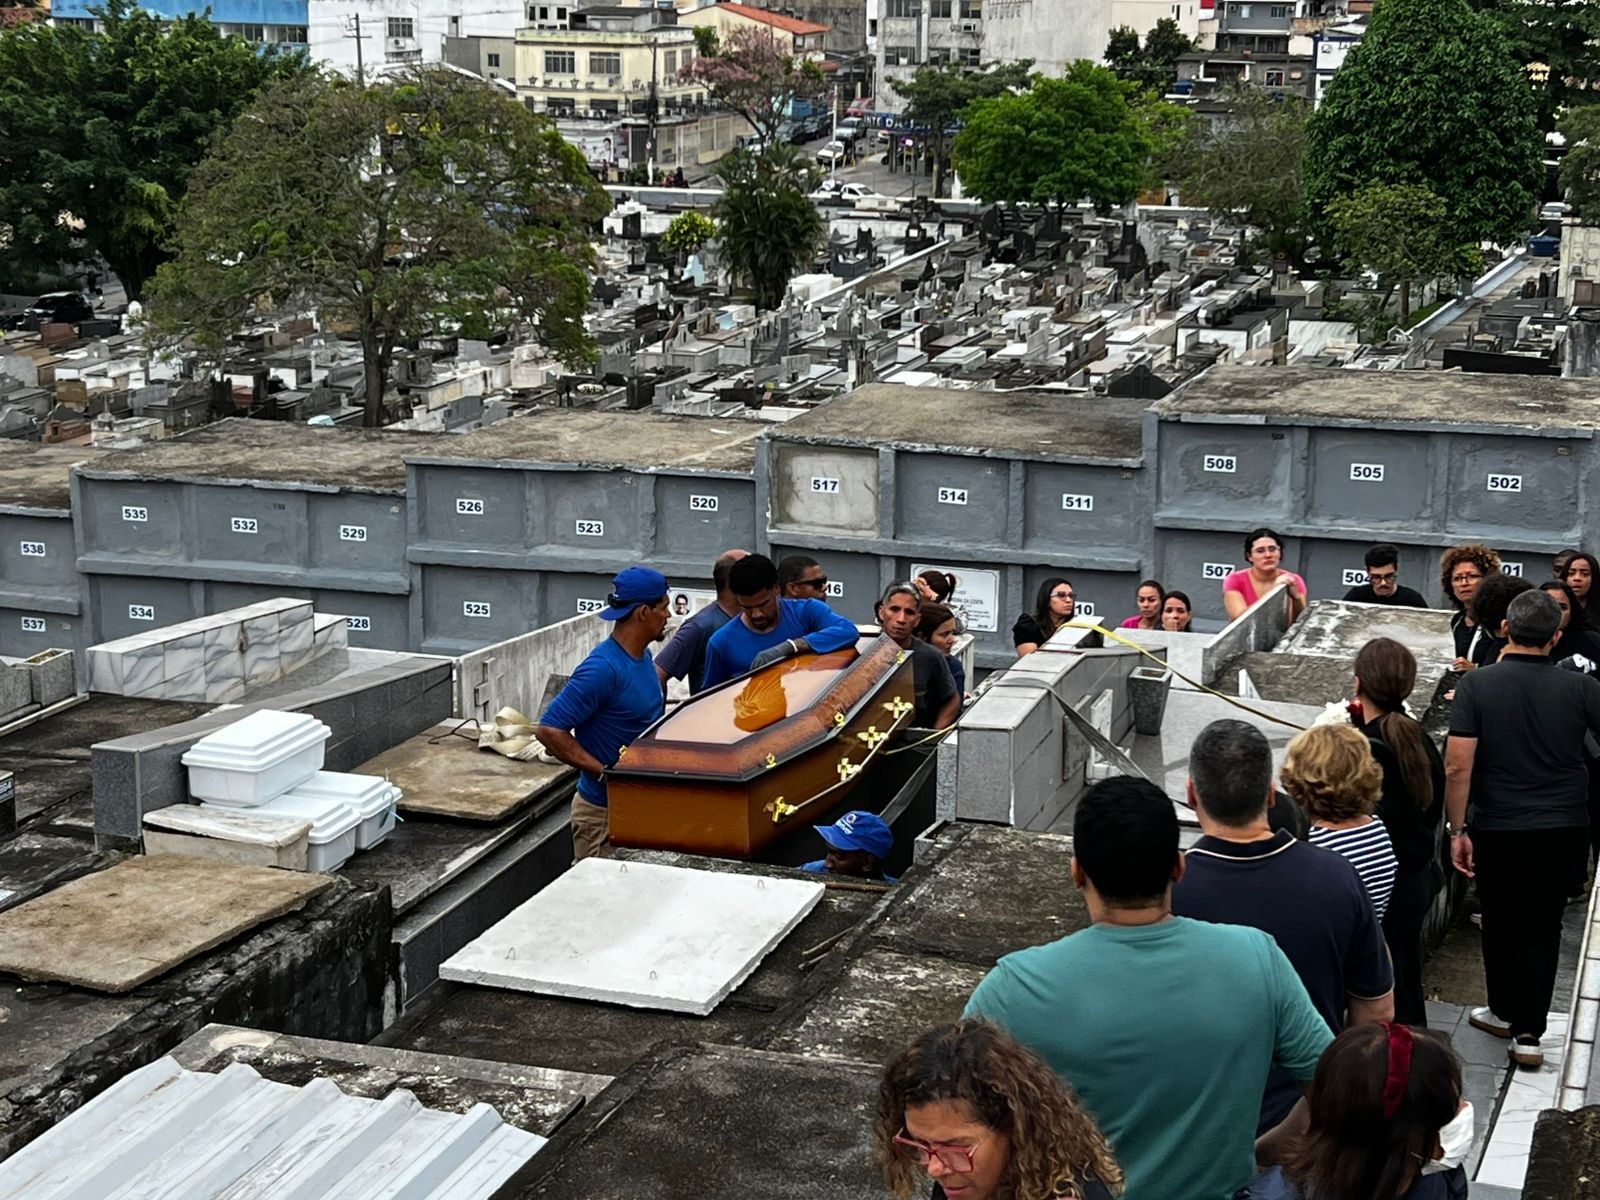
left=606, top=634, right=917, bottom=857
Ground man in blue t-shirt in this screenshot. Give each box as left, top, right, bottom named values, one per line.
left=965, top=777, right=1332, bottom=1200
left=700, top=553, right=861, bottom=689
left=537, top=566, right=670, bottom=862
left=655, top=548, right=747, bottom=695
left=1173, top=719, right=1393, bottom=1128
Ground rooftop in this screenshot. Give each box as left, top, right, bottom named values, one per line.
left=0, top=444, right=104, bottom=511
left=765, top=382, right=1148, bottom=464
left=707, top=3, right=829, bottom=35
left=407, top=408, right=765, bottom=474
left=1158, top=365, right=1600, bottom=434
left=80, top=418, right=440, bottom=491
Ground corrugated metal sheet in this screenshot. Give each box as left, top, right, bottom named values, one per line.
left=0, top=1056, right=546, bottom=1200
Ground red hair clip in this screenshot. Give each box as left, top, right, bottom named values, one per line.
left=1381, top=1022, right=1414, bottom=1118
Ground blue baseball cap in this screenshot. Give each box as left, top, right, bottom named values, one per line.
left=815, top=810, right=893, bottom=859
left=598, top=566, right=669, bottom=621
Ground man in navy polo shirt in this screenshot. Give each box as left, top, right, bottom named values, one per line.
left=700, top=553, right=861, bottom=689
left=1173, top=719, right=1393, bottom=1129
left=537, top=566, right=670, bottom=862
left=655, top=548, right=747, bottom=695
left=802, top=810, right=897, bottom=882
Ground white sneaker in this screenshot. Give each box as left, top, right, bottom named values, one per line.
left=1469, top=1007, right=1512, bottom=1038
left=1511, top=1036, right=1544, bottom=1068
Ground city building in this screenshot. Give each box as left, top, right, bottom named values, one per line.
left=676, top=0, right=828, bottom=55
left=875, top=0, right=1202, bottom=111
left=442, top=31, right=518, bottom=83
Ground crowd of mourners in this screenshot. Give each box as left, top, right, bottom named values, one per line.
left=530, top=530, right=1600, bottom=1200
left=876, top=537, right=1600, bottom=1200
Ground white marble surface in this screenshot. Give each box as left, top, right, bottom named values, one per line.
left=440, top=859, right=824, bottom=1016
left=1475, top=1012, right=1568, bottom=1190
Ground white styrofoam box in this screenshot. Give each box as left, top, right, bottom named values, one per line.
left=278, top=771, right=398, bottom=850
left=234, top=791, right=359, bottom=872
left=181, top=709, right=331, bottom=807
left=440, top=859, right=825, bottom=1015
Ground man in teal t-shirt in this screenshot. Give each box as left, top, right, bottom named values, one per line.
left=965, top=778, right=1332, bottom=1200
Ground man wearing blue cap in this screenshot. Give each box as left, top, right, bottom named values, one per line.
left=537, top=566, right=671, bottom=862
left=802, top=810, right=897, bottom=883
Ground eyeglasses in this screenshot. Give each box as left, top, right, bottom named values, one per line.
left=1451, top=572, right=1484, bottom=584
left=797, top=575, right=829, bottom=590
left=893, top=1131, right=984, bottom=1173
left=1369, top=570, right=1397, bottom=583
left=1051, top=591, right=1075, bottom=601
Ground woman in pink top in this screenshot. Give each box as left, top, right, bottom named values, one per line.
left=1119, top=579, right=1165, bottom=629
left=1222, top=527, right=1307, bottom=622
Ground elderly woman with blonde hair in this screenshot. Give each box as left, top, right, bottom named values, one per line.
left=1281, top=724, right=1398, bottom=920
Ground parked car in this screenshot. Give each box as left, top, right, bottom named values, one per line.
left=1, top=291, right=94, bottom=332
left=811, top=180, right=880, bottom=204
left=816, top=140, right=849, bottom=166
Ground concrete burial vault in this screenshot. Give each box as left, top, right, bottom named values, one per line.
left=440, top=859, right=825, bottom=1016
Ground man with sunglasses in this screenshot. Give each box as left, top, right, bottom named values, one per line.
left=701, top=553, right=860, bottom=689
left=778, top=554, right=830, bottom=601
left=537, top=566, right=671, bottom=862
left=1340, top=544, right=1427, bottom=608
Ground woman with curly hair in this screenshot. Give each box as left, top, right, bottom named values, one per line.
left=876, top=1020, right=1120, bottom=1200
left=1281, top=724, right=1398, bottom=921
left=1236, top=1023, right=1470, bottom=1200
left=1438, top=543, right=1500, bottom=670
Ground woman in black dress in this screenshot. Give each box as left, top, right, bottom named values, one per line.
left=1352, top=636, right=1444, bottom=1027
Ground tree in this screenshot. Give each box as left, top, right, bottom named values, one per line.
left=0, top=0, right=304, bottom=298
left=952, top=61, right=1175, bottom=210
left=148, top=69, right=610, bottom=427
left=681, top=26, right=825, bottom=144
left=893, top=60, right=1033, bottom=198
left=1466, top=0, right=1600, bottom=129
left=713, top=145, right=823, bottom=310
left=1303, top=0, right=1542, bottom=249
left=1326, top=182, right=1480, bottom=325
left=1105, top=18, right=1194, bottom=92
left=1559, top=106, right=1600, bottom=221
left=1165, top=87, right=1311, bottom=259
left=662, top=210, right=717, bottom=258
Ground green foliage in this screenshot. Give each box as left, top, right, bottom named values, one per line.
left=713, top=144, right=822, bottom=311
left=1559, top=106, right=1600, bottom=221
left=1466, top=0, right=1600, bottom=128
left=1105, top=18, right=1195, bottom=92
left=1303, top=0, right=1542, bottom=248
left=1165, top=88, right=1310, bottom=258
left=1326, top=182, right=1480, bottom=325
left=0, top=0, right=305, bottom=299
left=952, top=61, right=1176, bottom=210
left=893, top=59, right=1032, bottom=197
left=148, top=68, right=611, bottom=427
left=691, top=25, right=718, bottom=57
left=662, top=210, right=717, bottom=256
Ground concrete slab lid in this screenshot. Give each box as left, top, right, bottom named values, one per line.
left=143, top=804, right=312, bottom=848
left=0, top=855, right=334, bottom=993
left=440, top=858, right=825, bottom=1016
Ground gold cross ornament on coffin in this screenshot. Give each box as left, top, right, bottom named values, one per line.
left=767, top=797, right=799, bottom=823
left=883, top=696, right=912, bottom=720
left=837, top=757, right=862, bottom=782
left=856, top=725, right=886, bottom=750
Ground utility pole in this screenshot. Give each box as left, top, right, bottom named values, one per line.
left=647, top=32, right=659, bottom=184
left=345, top=12, right=364, bottom=85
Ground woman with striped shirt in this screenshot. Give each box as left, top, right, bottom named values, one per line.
left=1281, top=724, right=1398, bottom=920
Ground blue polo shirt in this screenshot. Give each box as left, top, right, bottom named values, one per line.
left=539, top=635, right=664, bottom=806
left=700, top=598, right=860, bottom=688
left=655, top=602, right=734, bottom=694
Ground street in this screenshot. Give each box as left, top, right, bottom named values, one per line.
left=801, top=133, right=933, bottom=202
